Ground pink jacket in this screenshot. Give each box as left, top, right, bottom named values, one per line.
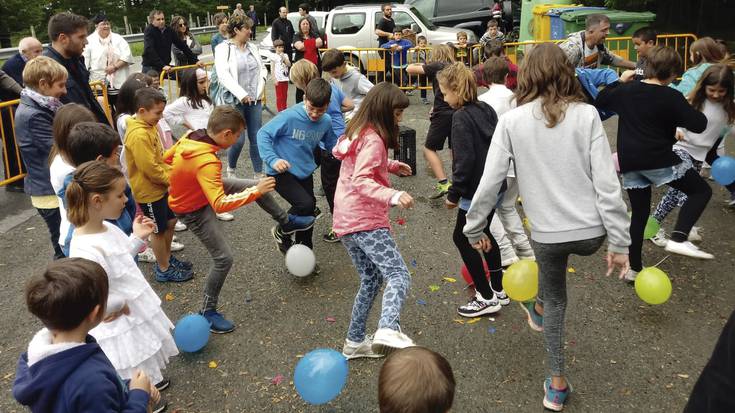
left=332, top=127, right=401, bottom=237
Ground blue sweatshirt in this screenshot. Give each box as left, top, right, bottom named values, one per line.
left=257, top=103, right=335, bottom=179
left=381, top=39, right=413, bottom=68
left=13, top=334, right=149, bottom=413
left=321, top=84, right=346, bottom=151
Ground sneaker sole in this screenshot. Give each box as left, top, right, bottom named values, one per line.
left=542, top=385, right=564, bottom=412
left=342, top=351, right=384, bottom=360
left=649, top=238, right=668, bottom=247
left=270, top=226, right=289, bottom=254
left=155, top=274, right=194, bottom=283
left=519, top=302, right=543, bottom=332
left=154, top=379, right=170, bottom=391
left=281, top=220, right=315, bottom=235
left=457, top=303, right=502, bottom=318
left=151, top=402, right=168, bottom=413
left=210, top=326, right=236, bottom=334
left=216, top=216, right=235, bottom=222
left=371, top=340, right=414, bottom=356
left=664, top=245, right=714, bottom=259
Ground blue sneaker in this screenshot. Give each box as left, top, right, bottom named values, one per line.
left=543, top=378, right=572, bottom=411
left=155, top=265, right=194, bottom=283
left=201, top=310, right=235, bottom=334
left=520, top=301, right=543, bottom=332
left=169, top=255, right=193, bottom=271
left=281, top=214, right=315, bottom=234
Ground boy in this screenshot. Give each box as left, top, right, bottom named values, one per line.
left=124, top=87, right=193, bottom=282
left=380, top=29, right=413, bottom=90
left=322, top=48, right=374, bottom=113
left=451, top=31, right=476, bottom=66
left=13, top=258, right=154, bottom=412
left=378, top=347, right=455, bottom=413
left=14, top=56, right=68, bottom=260
left=412, top=36, right=430, bottom=104
left=473, top=40, right=517, bottom=89
left=479, top=19, right=505, bottom=46
left=631, top=27, right=657, bottom=81
left=165, top=106, right=308, bottom=332
left=272, top=39, right=291, bottom=112
left=257, top=78, right=336, bottom=255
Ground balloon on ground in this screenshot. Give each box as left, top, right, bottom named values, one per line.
left=286, top=244, right=316, bottom=277
left=294, top=348, right=349, bottom=405
left=503, top=260, right=538, bottom=302
left=173, top=314, right=211, bottom=353
left=634, top=267, right=672, bottom=305
left=711, top=156, right=735, bottom=185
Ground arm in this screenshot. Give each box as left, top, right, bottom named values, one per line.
left=0, top=70, right=21, bottom=95
left=446, top=112, right=477, bottom=204
left=170, top=30, right=199, bottom=63
left=142, top=27, right=166, bottom=69
left=163, top=97, right=191, bottom=130
left=341, top=96, right=354, bottom=113
left=593, top=82, right=621, bottom=112
left=82, top=43, right=92, bottom=70
left=315, top=37, right=324, bottom=48
left=670, top=67, right=700, bottom=96
left=256, top=120, right=286, bottom=169
left=126, top=133, right=169, bottom=187
left=74, top=374, right=149, bottom=413
left=116, top=36, right=134, bottom=65
left=406, top=63, right=425, bottom=75
left=214, top=42, right=249, bottom=101
left=352, top=136, right=399, bottom=204
left=197, top=161, right=262, bottom=213
left=293, top=40, right=305, bottom=51
left=673, top=91, right=708, bottom=133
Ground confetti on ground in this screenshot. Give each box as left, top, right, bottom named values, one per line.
left=488, top=317, right=495, bottom=322
left=416, top=299, right=427, bottom=305
left=164, top=292, right=174, bottom=301
left=411, top=259, right=417, bottom=267
left=208, top=361, right=218, bottom=369
left=244, top=291, right=252, bottom=303
left=442, top=277, right=457, bottom=283
left=453, top=319, right=465, bottom=325
left=271, top=374, right=285, bottom=385
left=429, top=285, right=440, bottom=292
left=567, top=267, right=576, bottom=273
left=676, top=374, right=689, bottom=379
left=325, top=316, right=336, bottom=323
left=488, top=327, right=497, bottom=334
left=396, top=217, right=406, bottom=225
left=467, top=318, right=482, bottom=324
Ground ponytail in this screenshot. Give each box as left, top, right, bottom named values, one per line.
left=66, top=161, right=124, bottom=227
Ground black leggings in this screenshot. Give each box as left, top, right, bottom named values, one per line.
left=627, top=168, right=712, bottom=271
left=273, top=172, right=315, bottom=248
left=453, top=208, right=503, bottom=299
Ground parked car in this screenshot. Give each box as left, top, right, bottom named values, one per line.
left=405, top=0, right=520, bottom=41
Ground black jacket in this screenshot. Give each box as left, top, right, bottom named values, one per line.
left=2, top=53, right=26, bottom=86
left=142, top=24, right=198, bottom=71
left=447, top=101, right=499, bottom=204
left=271, top=17, right=295, bottom=56
left=43, top=47, right=108, bottom=124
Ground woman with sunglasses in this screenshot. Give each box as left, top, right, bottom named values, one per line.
left=171, top=16, right=203, bottom=67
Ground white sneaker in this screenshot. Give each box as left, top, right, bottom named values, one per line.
left=457, top=291, right=502, bottom=317
left=174, top=221, right=187, bottom=232
left=493, top=289, right=511, bottom=306
left=216, top=212, right=235, bottom=221
left=137, top=247, right=157, bottom=263
left=688, top=226, right=702, bottom=242
left=342, top=336, right=384, bottom=360
left=371, top=328, right=415, bottom=355
left=171, top=241, right=185, bottom=252
left=623, top=269, right=638, bottom=283
left=665, top=240, right=714, bottom=259
left=649, top=228, right=668, bottom=247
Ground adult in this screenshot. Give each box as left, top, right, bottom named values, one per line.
left=375, top=3, right=395, bottom=76
left=44, top=12, right=108, bottom=124
left=271, top=7, right=295, bottom=59
left=210, top=13, right=229, bottom=56
left=293, top=18, right=323, bottom=103
left=232, top=3, right=246, bottom=18
left=298, top=3, right=320, bottom=37
left=170, top=16, right=203, bottom=67
left=246, top=5, right=259, bottom=41
left=214, top=15, right=267, bottom=177
left=2, top=37, right=43, bottom=86
left=559, top=14, right=635, bottom=70
left=0, top=70, right=24, bottom=192
left=142, top=10, right=199, bottom=74
left=83, top=13, right=133, bottom=110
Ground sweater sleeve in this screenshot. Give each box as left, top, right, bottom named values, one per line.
left=197, top=161, right=262, bottom=213
left=447, top=111, right=476, bottom=204
left=672, top=91, right=708, bottom=133
left=593, top=82, right=621, bottom=112
left=670, top=67, right=700, bottom=96
left=73, top=374, right=149, bottom=413
left=163, top=97, right=189, bottom=129
left=170, top=30, right=199, bottom=63
left=127, top=132, right=170, bottom=187
left=352, top=137, right=399, bottom=205
left=256, top=118, right=284, bottom=169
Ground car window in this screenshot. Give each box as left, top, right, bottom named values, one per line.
left=332, top=12, right=366, bottom=35
left=393, top=11, right=419, bottom=33
left=437, top=0, right=487, bottom=16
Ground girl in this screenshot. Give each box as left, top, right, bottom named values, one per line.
left=293, top=17, right=323, bottom=103
left=406, top=44, right=456, bottom=199
left=652, top=64, right=735, bottom=245
left=464, top=43, right=630, bottom=411
left=672, top=37, right=731, bottom=96
left=171, top=16, right=202, bottom=67
left=332, top=82, right=414, bottom=359
left=67, top=161, right=177, bottom=413
left=438, top=62, right=506, bottom=317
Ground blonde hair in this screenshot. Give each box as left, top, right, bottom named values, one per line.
left=690, top=37, right=729, bottom=66
left=429, top=44, right=455, bottom=64
left=436, top=62, right=477, bottom=107
left=66, top=161, right=125, bottom=227
left=22, top=56, right=68, bottom=89
left=289, top=59, right=320, bottom=90
left=515, top=43, right=586, bottom=128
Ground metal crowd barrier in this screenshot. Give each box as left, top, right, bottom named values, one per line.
left=0, top=99, right=23, bottom=187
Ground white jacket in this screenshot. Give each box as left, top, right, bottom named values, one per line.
left=83, top=31, right=133, bottom=90
left=214, top=40, right=267, bottom=102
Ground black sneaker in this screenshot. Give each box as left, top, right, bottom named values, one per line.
left=322, top=229, right=340, bottom=243
left=155, top=378, right=170, bottom=392
left=457, top=292, right=502, bottom=318
left=151, top=398, right=168, bottom=413
left=271, top=225, right=292, bottom=255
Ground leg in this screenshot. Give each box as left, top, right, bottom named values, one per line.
left=140, top=200, right=172, bottom=271
left=497, top=177, right=534, bottom=254
left=37, top=208, right=64, bottom=260
left=490, top=214, right=518, bottom=265
left=626, top=186, right=652, bottom=272
left=667, top=168, right=712, bottom=242
left=222, top=177, right=288, bottom=225
left=481, top=217, right=504, bottom=293
left=227, top=105, right=248, bottom=171
left=273, top=173, right=315, bottom=248
left=453, top=209, right=494, bottom=299
left=424, top=113, right=453, bottom=185
left=342, top=233, right=383, bottom=343
left=653, top=187, right=686, bottom=224
left=320, top=149, right=341, bottom=215
left=242, top=103, right=264, bottom=174
left=423, top=147, right=447, bottom=180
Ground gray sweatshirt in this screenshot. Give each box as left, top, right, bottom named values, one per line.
left=333, top=67, right=373, bottom=111
left=463, top=100, right=631, bottom=254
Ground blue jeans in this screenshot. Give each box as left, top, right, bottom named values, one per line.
left=228, top=101, right=263, bottom=173
left=342, top=228, right=411, bottom=343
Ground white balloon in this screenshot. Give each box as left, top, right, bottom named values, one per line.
left=285, top=244, right=316, bottom=277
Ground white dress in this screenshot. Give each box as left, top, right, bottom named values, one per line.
left=69, top=222, right=178, bottom=383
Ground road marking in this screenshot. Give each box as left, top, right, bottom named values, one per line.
left=0, top=208, right=37, bottom=235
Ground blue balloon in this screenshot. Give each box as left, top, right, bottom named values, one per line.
left=712, top=156, right=735, bottom=186
left=294, top=349, right=349, bottom=405
left=173, top=314, right=211, bottom=353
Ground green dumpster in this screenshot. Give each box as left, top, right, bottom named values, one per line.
left=561, top=10, right=656, bottom=62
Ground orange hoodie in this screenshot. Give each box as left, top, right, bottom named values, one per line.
left=164, top=130, right=262, bottom=214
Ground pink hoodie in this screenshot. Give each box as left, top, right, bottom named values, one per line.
left=332, top=127, right=402, bottom=237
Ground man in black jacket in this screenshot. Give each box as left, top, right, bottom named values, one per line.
left=2, top=37, right=44, bottom=86
left=271, top=7, right=295, bottom=59
left=43, top=12, right=108, bottom=124
left=142, top=10, right=199, bottom=74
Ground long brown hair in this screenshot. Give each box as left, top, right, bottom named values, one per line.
left=344, top=82, right=409, bottom=149
left=429, top=44, right=455, bottom=64
left=688, top=64, right=735, bottom=123
left=690, top=37, right=729, bottom=66
left=66, top=161, right=125, bottom=227
left=49, top=104, right=96, bottom=164
left=515, top=43, right=586, bottom=128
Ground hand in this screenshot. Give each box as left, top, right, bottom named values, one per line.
left=675, top=130, right=687, bottom=141
left=605, top=252, right=630, bottom=279
left=241, top=95, right=253, bottom=104
left=162, top=65, right=172, bottom=72
left=129, top=370, right=151, bottom=394
left=445, top=199, right=457, bottom=209
left=133, top=215, right=155, bottom=239
left=272, top=159, right=291, bottom=173
left=619, top=70, right=636, bottom=83
left=471, top=235, right=492, bottom=252
left=196, top=61, right=205, bottom=68
left=148, top=383, right=161, bottom=404
left=397, top=192, right=414, bottom=209
left=103, top=303, right=130, bottom=322
left=105, top=65, right=117, bottom=75
left=256, top=177, right=276, bottom=194
left=396, top=162, right=412, bottom=176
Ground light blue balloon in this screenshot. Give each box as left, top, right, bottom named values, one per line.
left=712, top=156, right=735, bottom=186
left=294, top=349, right=349, bottom=405
left=173, top=314, right=210, bottom=353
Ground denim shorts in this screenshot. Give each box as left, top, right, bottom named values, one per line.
left=622, top=160, right=689, bottom=189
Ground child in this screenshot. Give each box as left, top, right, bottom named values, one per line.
left=66, top=161, right=175, bottom=413
left=332, top=82, right=415, bottom=358
left=272, top=39, right=291, bottom=112
left=163, top=68, right=213, bottom=133
left=451, top=31, right=477, bottom=66
left=289, top=60, right=354, bottom=243
left=146, top=69, right=162, bottom=90
left=672, top=37, right=730, bottom=96
left=650, top=64, right=735, bottom=245
left=479, top=19, right=505, bottom=46
left=14, top=56, right=68, bottom=260
left=631, top=27, right=657, bottom=81
left=412, top=36, right=430, bottom=104
left=257, top=77, right=333, bottom=254
left=12, top=258, right=154, bottom=412
left=321, top=48, right=374, bottom=113
left=596, top=46, right=712, bottom=279
left=378, top=347, right=455, bottom=413
left=464, top=43, right=631, bottom=411
left=124, top=87, right=194, bottom=281
left=164, top=106, right=307, bottom=332
left=473, top=40, right=518, bottom=90
left=380, top=29, right=413, bottom=89
left=438, top=62, right=506, bottom=317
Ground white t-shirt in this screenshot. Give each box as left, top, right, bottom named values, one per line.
left=479, top=84, right=517, bottom=177
left=272, top=53, right=290, bottom=83
left=676, top=99, right=730, bottom=161
left=583, top=43, right=600, bottom=69
left=163, top=97, right=213, bottom=132
left=49, top=155, right=76, bottom=248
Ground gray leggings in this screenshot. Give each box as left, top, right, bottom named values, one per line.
left=177, top=178, right=288, bottom=312
left=533, top=235, right=605, bottom=376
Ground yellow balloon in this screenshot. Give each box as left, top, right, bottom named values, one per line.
left=504, top=260, right=538, bottom=302
left=634, top=267, right=672, bottom=305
